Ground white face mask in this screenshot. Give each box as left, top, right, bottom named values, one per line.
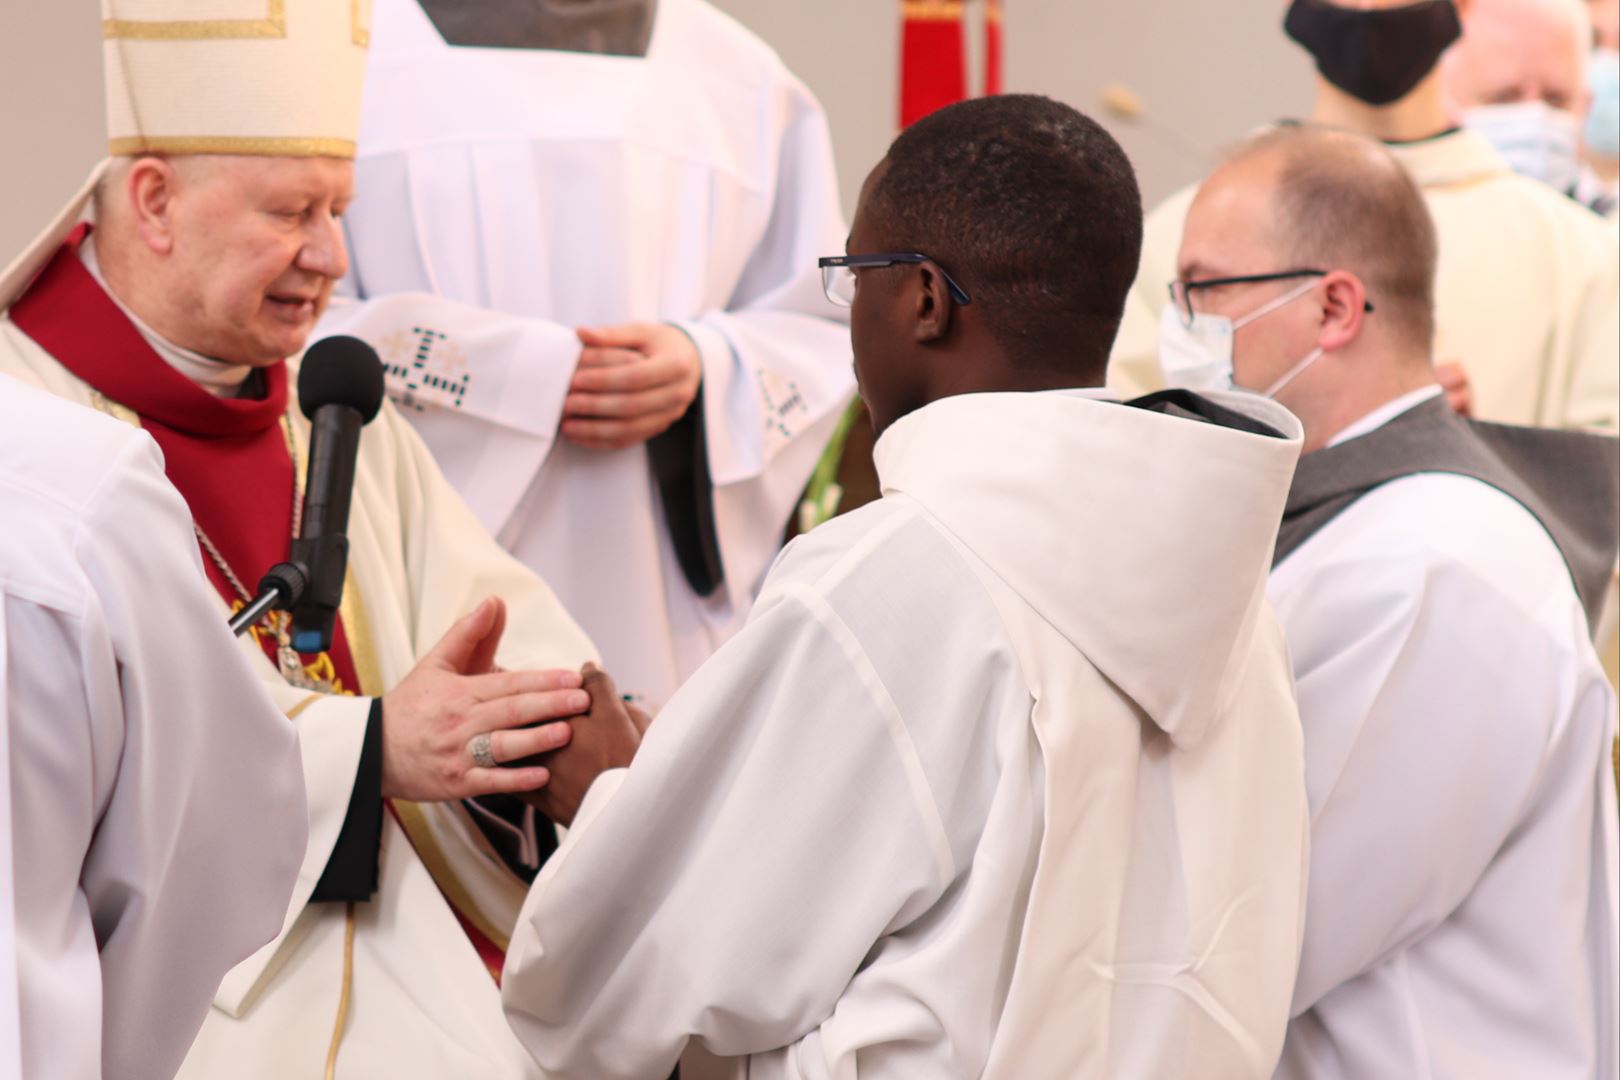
left=1587, top=48, right=1620, bottom=161
left=1464, top=101, right=1581, bottom=194
left=1158, top=278, right=1325, bottom=398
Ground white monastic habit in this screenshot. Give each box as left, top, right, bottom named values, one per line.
left=1268, top=388, right=1620, bottom=1080
left=318, top=0, right=854, bottom=705
left=0, top=374, right=306, bottom=1080
left=0, top=1, right=599, bottom=1075
left=0, top=624, right=15, bottom=1080
left=504, top=389, right=1312, bottom=1079
left=1111, top=128, right=1620, bottom=431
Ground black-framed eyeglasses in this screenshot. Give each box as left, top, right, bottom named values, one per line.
left=818, top=253, right=973, bottom=307
left=1167, top=268, right=1374, bottom=328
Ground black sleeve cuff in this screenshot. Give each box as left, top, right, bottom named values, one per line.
left=311, top=698, right=385, bottom=903
left=648, top=382, right=724, bottom=598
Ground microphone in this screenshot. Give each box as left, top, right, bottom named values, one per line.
left=286, top=336, right=386, bottom=653
left=228, top=336, right=385, bottom=649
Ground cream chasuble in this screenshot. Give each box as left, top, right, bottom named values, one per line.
left=0, top=1, right=599, bottom=1070
left=0, top=314, right=598, bottom=1079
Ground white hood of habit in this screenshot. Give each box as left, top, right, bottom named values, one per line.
left=874, top=389, right=1303, bottom=748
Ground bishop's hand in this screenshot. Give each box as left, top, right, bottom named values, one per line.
left=520, top=663, right=646, bottom=826
left=379, top=597, right=587, bottom=802
left=561, top=322, right=702, bottom=449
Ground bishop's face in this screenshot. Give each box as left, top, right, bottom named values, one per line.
left=164, top=155, right=354, bottom=366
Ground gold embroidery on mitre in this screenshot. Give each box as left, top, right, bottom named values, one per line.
left=107, top=135, right=357, bottom=157
left=101, top=0, right=369, bottom=160
left=104, top=0, right=286, bottom=40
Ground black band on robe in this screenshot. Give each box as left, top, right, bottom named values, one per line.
left=465, top=795, right=561, bottom=885
left=311, top=699, right=385, bottom=903
left=415, top=0, right=658, bottom=56
left=649, top=384, right=724, bottom=598
left=1274, top=394, right=1620, bottom=631
left=1126, top=388, right=1291, bottom=440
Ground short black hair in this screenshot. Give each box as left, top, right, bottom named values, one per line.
left=868, top=94, right=1143, bottom=379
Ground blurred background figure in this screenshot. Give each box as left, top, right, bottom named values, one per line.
left=318, top=0, right=854, bottom=710
left=1112, top=0, right=1619, bottom=436
left=1584, top=0, right=1620, bottom=214
left=1442, top=0, right=1616, bottom=214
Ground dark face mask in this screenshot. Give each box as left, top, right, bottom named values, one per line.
left=1285, top=0, right=1462, bottom=107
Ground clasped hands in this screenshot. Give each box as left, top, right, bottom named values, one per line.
left=380, top=597, right=647, bottom=826
left=561, top=322, right=703, bottom=450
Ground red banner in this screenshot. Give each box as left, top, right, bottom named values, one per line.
left=984, top=0, right=1003, bottom=97
left=899, top=1, right=1002, bottom=129
left=900, top=1, right=968, bottom=129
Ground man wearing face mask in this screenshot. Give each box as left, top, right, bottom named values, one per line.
left=1113, top=0, right=1620, bottom=436
left=1586, top=0, right=1620, bottom=213
left=1173, top=124, right=1619, bottom=1080
left=1441, top=0, right=1616, bottom=215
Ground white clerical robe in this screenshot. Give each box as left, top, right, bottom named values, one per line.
left=503, top=389, right=1311, bottom=1079
left=1110, top=127, right=1620, bottom=431
left=1268, top=392, right=1620, bottom=1080
left=0, top=315, right=598, bottom=1078
left=317, top=0, right=854, bottom=706
left=0, top=609, right=16, bottom=1080
left=0, top=374, right=306, bottom=1080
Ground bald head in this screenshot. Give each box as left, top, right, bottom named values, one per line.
left=1193, top=125, right=1438, bottom=347
left=1443, top=0, right=1593, bottom=111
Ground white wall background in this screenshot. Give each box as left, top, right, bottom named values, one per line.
left=0, top=0, right=1315, bottom=263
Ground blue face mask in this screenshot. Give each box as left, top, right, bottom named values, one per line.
left=1587, top=48, right=1620, bottom=161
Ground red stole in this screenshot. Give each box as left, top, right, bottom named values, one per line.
left=10, top=227, right=363, bottom=696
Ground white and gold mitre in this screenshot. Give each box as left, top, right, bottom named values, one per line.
left=102, top=0, right=372, bottom=158
left=0, top=1, right=372, bottom=307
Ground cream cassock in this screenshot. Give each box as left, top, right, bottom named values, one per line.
left=317, top=0, right=854, bottom=706
left=503, top=389, right=1312, bottom=1079
left=1110, top=128, right=1620, bottom=431
left=0, top=315, right=597, bottom=1078
left=0, top=373, right=305, bottom=1080
left=1268, top=388, right=1619, bottom=1080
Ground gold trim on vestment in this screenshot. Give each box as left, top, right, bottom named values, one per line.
left=901, top=0, right=965, bottom=20
left=286, top=693, right=324, bottom=721
left=104, top=0, right=286, bottom=40
left=108, top=135, right=356, bottom=159
left=390, top=801, right=513, bottom=953
left=88, top=390, right=141, bottom=428
left=323, top=902, right=357, bottom=1080
left=338, top=578, right=382, bottom=699
left=351, top=0, right=371, bottom=46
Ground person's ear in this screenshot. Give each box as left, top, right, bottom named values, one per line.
left=125, top=157, right=181, bottom=256
left=1316, top=270, right=1367, bottom=352
left=912, top=261, right=954, bottom=345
